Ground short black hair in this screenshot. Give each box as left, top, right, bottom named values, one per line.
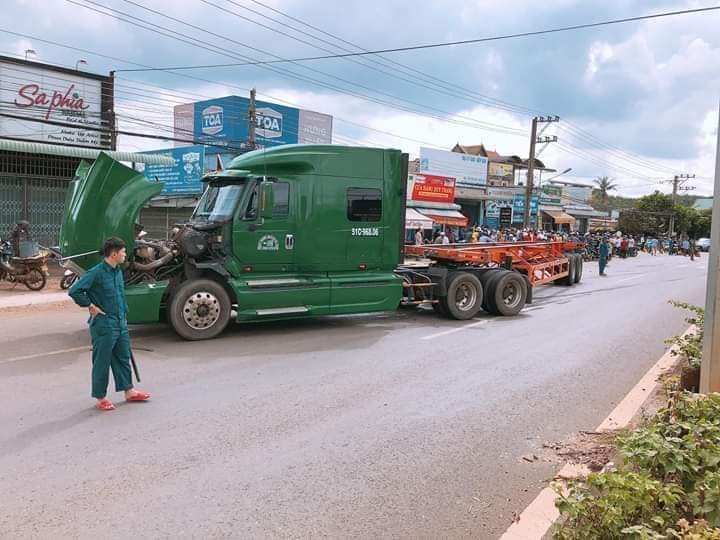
left=103, top=237, right=126, bottom=257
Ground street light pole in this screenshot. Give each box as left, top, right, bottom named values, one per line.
left=701, top=102, right=720, bottom=393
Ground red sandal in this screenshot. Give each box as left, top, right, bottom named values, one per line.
left=96, top=399, right=115, bottom=411
left=126, top=391, right=151, bottom=402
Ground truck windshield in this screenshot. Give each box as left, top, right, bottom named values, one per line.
left=193, top=181, right=246, bottom=222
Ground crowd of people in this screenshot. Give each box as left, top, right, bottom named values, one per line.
left=411, top=226, right=699, bottom=277
left=413, top=226, right=577, bottom=246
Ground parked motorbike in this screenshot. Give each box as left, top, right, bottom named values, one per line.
left=0, top=240, right=49, bottom=291
left=60, top=269, right=79, bottom=290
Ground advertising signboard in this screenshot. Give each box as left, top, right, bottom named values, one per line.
left=0, top=57, right=111, bottom=148
left=139, top=145, right=206, bottom=195
left=499, top=207, right=513, bottom=228
left=488, top=162, right=514, bottom=180
left=512, top=194, right=539, bottom=225
left=540, top=184, right=563, bottom=205
left=410, top=173, right=456, bottom=204
left=173, top=96, right=333, bottom=152
left=419, top=147, right=488, bottom=187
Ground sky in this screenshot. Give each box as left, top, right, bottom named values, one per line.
left=1, top=0, right=719, bottom=196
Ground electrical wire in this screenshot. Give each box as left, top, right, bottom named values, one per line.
left=115, top=5, right=720, bottom=71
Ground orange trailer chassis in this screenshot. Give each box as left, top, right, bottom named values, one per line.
left=404, top=241, right=578, bottom=286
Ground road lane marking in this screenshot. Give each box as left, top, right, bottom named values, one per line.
left=615, top=275, right=642, bottom=284
left=1, top=337, right=150, bottom=365
left=1, top=346, right=91, bottom=365
left=500, top=325, right=696, bottom=540
left=422, top=319, right=488, bottom=340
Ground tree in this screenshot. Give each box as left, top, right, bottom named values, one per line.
left=594, top=176, right=618, bottom=200
left=617, top=191, right=673, bottom=236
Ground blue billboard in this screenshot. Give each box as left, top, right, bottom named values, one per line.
left=512, top=194, right=539, bottom=226
left=193, top=96, right=299, bottom=152
left=141, top=145, right=206, bottom=195
left=174, top=96, right=333, bottom=155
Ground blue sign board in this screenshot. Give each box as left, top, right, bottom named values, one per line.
left=192, top=96, right=300, bottom=153
left=141, top=145, right=206, bottom=195
left=512, top=194, right=539, bottom=225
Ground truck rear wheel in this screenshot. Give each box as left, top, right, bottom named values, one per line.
left=573, top=254, right=583, bottom=283
left=557, top=254, right=575, bottom=286
left=486, top=271, right=527, bottom=316
left=169, top=279, right=231, bottom=341
left=433, top=299, right=450, bottom=317
left=480, top=269, right=502, bottom=312
left=444, top=272, right=483, bottom=320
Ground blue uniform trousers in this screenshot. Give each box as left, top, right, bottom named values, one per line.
left=90, top=316, right=133, bottom=399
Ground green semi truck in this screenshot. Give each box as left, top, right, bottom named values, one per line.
left=60, top=144, right=573, bottom=341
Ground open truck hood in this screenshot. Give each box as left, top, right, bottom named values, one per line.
left=60, top=153, right=163, bottom=271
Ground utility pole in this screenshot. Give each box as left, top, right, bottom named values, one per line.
left=524, top=116, right=559, bottom=228
left=668, top=173, right=696, bottom=237
left=108, top=70, right=117, bottom=151
left=701, top=103, right=720, bottom=393
left=248, top=87, right=257, bottom=150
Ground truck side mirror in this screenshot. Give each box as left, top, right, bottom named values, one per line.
left=260, top=181, right=274, bottom=220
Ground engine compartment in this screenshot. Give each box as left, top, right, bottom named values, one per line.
left=126, top=223, right=226, bottom=286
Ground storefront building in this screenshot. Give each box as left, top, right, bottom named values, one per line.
left=405, top=173, right=468, bottom=242
left=0, top=55, right=117, bottom=245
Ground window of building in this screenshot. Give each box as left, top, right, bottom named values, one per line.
left=347, top=188, right=382, bottom=222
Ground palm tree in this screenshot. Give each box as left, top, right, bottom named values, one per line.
left=594, top=176, right=618, bottom=200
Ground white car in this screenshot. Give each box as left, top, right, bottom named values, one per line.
left=697, top=238, right=711, bottom=252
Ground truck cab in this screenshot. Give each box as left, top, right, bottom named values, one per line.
left=60, top=145, right=407, bottom=340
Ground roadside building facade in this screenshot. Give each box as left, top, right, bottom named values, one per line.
left=0, top=55, right=115, bottom=246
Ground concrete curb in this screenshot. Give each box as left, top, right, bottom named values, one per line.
left=499, top=325, right=696, bottom=540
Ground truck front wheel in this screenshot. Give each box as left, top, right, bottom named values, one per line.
left=169, top=279, right=232, bottom=340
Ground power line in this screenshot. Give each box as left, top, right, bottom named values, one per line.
left=115, top=5, right=720, bottom=72
left=69, top=0, right=529, bottom=137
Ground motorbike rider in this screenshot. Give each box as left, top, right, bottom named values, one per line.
left=10, top=220, right=30, bottom=256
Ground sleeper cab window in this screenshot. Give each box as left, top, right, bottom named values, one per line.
left=347, top=188, right=382, bottom=222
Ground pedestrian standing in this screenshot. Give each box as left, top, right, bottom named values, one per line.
left=599, top=236, right=610, bottom=276
left=69, top=237, right=151, bottom=411
left=620, top=237, right=629, bottom=259
left=681, top=238, right=690, bottom=256
left=414, top=227, right=424, bottom=246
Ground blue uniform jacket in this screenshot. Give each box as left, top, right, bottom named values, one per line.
left=68, top=261, right=128, bottom=325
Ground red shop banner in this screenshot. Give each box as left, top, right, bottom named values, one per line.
left=411, top=174, right=456, bottom=203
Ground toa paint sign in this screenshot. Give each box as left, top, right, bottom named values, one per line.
left=174, top=95, right=332, bottom=152
left=201, top=105, right=224, bottom=136
left=256, top=107, right=283, bottom=138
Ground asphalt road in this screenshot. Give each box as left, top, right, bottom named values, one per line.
left=0, top=253, right=708, bottom=539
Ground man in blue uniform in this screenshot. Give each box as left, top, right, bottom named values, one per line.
left=599, top=236, right=610, bottom=277
left=69, top=237, right=150, bottom=411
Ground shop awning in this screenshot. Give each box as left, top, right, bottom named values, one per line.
left=0, top=139, right=175, bottom=165
left=418, top=208, right=468, bottom=227
left=542, top=210, right=576, bottom=225
left=405, top=208, right=434, bottom=229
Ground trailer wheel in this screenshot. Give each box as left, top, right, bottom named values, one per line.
left=486, top=271, right=527, bottom=316
left=433, top=299, right=450, bottom=317
left=480, top=269, right=502, bottom=312
left=169, top=279, right=231, bottom=341
left=444, top=272, right=483, bottom=320
left=561, top=254, right=575, bottom=286
left=573, top=254, right=583, bottom=283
